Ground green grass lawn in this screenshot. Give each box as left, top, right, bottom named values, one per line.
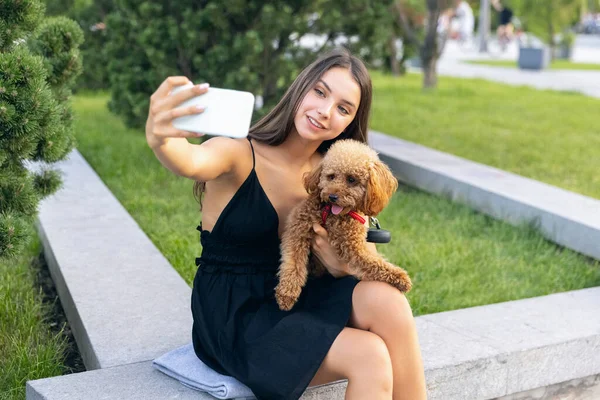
left=464, top=59, right=600, bottom=71
left=71, top=91, right=600, bottom=317
left=370, top=71, right=600, bottom=200
left=1, top=237, right=68, bottom=400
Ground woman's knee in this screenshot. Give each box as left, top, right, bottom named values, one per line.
left=311, top=328, right=392, bottom=388
left=351, top=280, right=414, bottom=330
left=346, top=331, right=393, bottom=392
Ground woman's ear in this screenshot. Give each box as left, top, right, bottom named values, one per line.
left=303, top=163, right=323, bottom=194
left=363, top=160, right=398, bottom=216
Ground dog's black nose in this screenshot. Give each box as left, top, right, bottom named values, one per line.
left=329, top=194, right=338, bottom=202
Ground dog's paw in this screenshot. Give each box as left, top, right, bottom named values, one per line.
left=389, top=268, right=412, bottom=293
left=275, top=283, right=301, bottom=311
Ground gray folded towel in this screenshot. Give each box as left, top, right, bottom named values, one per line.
left=152, top=343, right=256, bottom=400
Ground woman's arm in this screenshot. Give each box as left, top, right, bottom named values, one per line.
left=145, top=76, right=241, bottom=181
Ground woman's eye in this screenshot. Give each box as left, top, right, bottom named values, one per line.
left=347, top=176, right=356, bottom=184
left=327, top=174, right=335, bottom=180
left=338, top=106, right=349, bottom=115
left=315, top=88, right=324, bottom=97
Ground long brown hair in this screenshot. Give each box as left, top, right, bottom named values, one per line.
left=194, top=48, right=373, bottom=204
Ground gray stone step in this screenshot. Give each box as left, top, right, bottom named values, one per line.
left=27, top=287, right=600, bottom=399
left=26, top=361, right=347, bottom=400
left=418, top=287, right=600, bottom=399
left=497, top=373, right=600, bottom=400
left=370, top=131, right=600, bottom=261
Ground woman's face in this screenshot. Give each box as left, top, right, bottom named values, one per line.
left=293, top=67, right=361, bottom=143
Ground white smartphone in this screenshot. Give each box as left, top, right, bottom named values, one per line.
left=170, top=83, right=255, bottom=138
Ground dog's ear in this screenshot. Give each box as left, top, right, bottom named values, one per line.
left=363, top=160, right=398, bottom=216
left=303, top=162, right=323, bottom=195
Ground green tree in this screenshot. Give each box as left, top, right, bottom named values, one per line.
left=311, top=0, right=402, bottom=74
left=45, top=0, right=114, bottom=91
left=511, top=0, right=580, bottom=51
left=0, top=0, right=83, bottom=259
left=394, top=0, right=453, bottom=88
left=104, top=0, right=331, bottom=128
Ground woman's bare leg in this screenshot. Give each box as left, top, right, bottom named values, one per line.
left=309, top=327, right=393, bottom=399
left=349, top=281, right=427, bottom=400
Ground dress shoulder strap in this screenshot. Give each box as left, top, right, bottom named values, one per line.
left=247, top=137, right=256, bottom=169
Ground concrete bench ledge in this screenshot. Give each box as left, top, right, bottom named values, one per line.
left=26, top=361, right=348, bottom=400
left=27, top=287, right=600, bottom=399
left=370, top=131, right=600, bottom=261
left=27, top=144, right=600, bottom=400
left=34, top=150, right=193, bottom=370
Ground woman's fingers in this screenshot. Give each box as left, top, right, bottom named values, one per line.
left=150, top=75, right=209, bottom=117
left=312, top=236, right=323, bottom=251
left=152, top=76, right=191, bottom=100
left=312, top=224, right=330, bottom=254
left=312, top=223, right=328, bottom=250
left=151, top=102, right=206, bottom=139
left=151, top=84, right=209, bottom=117
left=154, top=103, right=206, bottom=125
left=147, top=77, right=210, bottom=141
left=313, top=223, right=328, bottom=237
left=163, top=82, right=209, bottom=111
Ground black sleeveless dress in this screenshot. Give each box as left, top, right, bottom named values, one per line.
left=191, top=139, right=359, bottom=400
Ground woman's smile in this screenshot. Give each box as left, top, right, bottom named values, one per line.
left=307, top=115, right=326, bottom=130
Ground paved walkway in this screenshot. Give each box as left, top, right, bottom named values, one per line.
left=434, top=35, right=600, bottom=99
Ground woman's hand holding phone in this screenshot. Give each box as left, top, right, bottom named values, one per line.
left=145, top=76, right=209, bottom=149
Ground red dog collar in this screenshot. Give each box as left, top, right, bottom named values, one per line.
left=321, top=204, right=366, bottom=225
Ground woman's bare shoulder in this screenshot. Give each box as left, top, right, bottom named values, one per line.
left=193, top=136, right=252, bottom=181
left=200, top=137, right=253, bottom=164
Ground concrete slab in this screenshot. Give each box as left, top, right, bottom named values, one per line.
left=496, top=373, right=600, bottom=400
left=26, top=362, right=215, bottom=400
left=369, top=131, right=600, bottom=261
left=36, top=150, right=193, bottom=370
left=421, top=287, right=600, bottom=399
left=26, top=361, right=347, bottom=400
left=27, top=287, right=600, bottom=400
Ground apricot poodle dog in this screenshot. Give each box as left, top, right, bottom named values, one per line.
left=275, top=139, right=412, bottom=311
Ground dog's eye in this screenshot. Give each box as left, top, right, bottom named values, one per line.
left=347, top=176, right=356, bottom=184
left=327, top=174, right=335, bottom=180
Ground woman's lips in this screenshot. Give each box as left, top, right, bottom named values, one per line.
left=307, top=115, right=325, bottom=129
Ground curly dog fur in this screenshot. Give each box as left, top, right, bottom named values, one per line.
left=275, top=139, right=412, bottom=311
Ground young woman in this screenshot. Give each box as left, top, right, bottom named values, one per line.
left=145, top=48, right=426, bottom=400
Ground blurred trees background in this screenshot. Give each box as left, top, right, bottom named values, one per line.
left=38, top=0, right=589, bottom=125
left=101, top=0, right=421, bottom=127
left=2, top=0, right=588, bottom=259
left=45, top=0, right=114, bottom=91
left=509, top=0, right=581, bottom=52
left=42, top=0, right=461, bottom=128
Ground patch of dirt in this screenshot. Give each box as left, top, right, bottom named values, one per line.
left=33, top=252, right=86, bottom=374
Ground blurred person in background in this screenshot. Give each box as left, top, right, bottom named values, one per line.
left=448, top=0, right=475, bottom=41
left=492, top=0, right=514, bottom=40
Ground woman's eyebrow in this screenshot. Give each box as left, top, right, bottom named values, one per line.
left=318, top=79, right=356, bottom=109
